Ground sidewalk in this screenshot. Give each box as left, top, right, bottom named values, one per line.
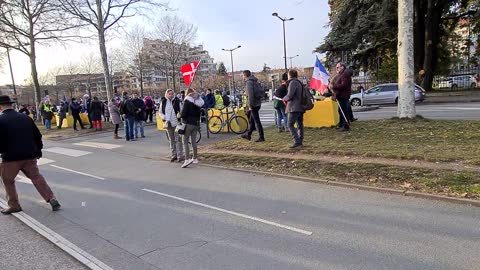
left=0, top=213, right=87, bottom=270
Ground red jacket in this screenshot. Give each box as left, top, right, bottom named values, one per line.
left=332, top=71, right=352, bottom=99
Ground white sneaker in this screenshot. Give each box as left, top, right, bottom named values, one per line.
left=192, top=158, right=199, bottom=164
left=181, top=159, right=194, bottom=168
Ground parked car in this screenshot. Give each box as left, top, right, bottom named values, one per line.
left=350, top=83, right=426, bottom=107
left=438, top=75, right=477, bottom=90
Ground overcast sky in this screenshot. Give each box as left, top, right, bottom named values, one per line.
left=0, top=0, right=330, bottom=85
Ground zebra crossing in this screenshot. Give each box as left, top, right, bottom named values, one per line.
left=16, top=142, right=123, bottom=184
left=259, top=103, right=277, bottom=127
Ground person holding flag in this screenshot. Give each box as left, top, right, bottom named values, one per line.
left=330, top=62, right=352, bottom=132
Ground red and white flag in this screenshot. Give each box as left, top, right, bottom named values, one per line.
left=181, top=61, right=200, bottom=86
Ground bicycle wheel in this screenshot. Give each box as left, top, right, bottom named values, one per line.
left=165, top=130, right=170, bottom=141
left=196, top=128, right=201, bottom=143
left=228, top=115, right=248, bottom=134
left=208, top=115, right=223, bottom=134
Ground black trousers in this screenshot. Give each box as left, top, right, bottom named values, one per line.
left=72, top=114, right=84, bottom=130
left=247, top=106, right=264, bottom=139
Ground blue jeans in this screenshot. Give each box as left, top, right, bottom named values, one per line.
left=275, top=107, right=288, bottom=128
left=44, top=119, right=51, bottom=130
left=338, top=98, right=351, bottom=129
left=124, top=117, right=135, bottom=140
left=135, top=120, right=145, bottom=137
left=288, top=112, right=304, bottom=145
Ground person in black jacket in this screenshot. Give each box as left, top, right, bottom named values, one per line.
left=132, top=93, right=146, bottom=138
left=69, top=98, right=85, bottom=131
left=89, top=96, right=104, bottom=131
left=273, top=73, right=289, bottom=132
left=57, top=100, right=68, bottom=129
left=0, top=95, right=61, bottom=214
left=180, top=88, right=204, bottom=168
left=119, top=91, right=136, bottom=141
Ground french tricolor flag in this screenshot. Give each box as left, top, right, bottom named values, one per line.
left=309, top=56, right=330, bottom=95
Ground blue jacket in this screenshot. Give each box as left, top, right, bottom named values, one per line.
left=203, top=93, right=215, bottom=109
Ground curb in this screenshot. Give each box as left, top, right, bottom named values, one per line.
left=352, top=106, right=379, bottom=112
left=196, top=163, right=480, bottom=208
left=0, top=199, right=113, bottom=270
left=421, top=99, right=480, bottom=104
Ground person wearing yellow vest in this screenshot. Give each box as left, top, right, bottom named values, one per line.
left=41, top=100, right=55, bottom=130
left=214, top=90, right=225, bottom=110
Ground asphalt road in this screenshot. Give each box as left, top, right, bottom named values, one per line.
left=2, top=126, right=479, bottom=270
left=354, top=102, right=480, bottom=120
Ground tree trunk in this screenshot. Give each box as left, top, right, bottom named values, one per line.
left=413, top=0, right=425, bottom=73
left=96, top=0, right=113, bottom=102
left=29, top=41, right=42, bottom=120
left=397, top=0, right=416, bottom=118
left=422, top=0, right=443, bottom=92
left=172, top=63, right=176, bottom=91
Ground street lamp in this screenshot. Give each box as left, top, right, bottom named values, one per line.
left=272, top=12, right=294, bottom=72
left=222, top=45, right=241, bottom=104
left=286, top=54, right=299, bottom=69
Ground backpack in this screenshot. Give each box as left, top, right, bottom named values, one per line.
left=146, top=99, right=153, bottom=108
left=222, top=95, right=230, bottom=107
left=298, top=80, right=314, bottom=111
left=253, top=81, right=264, bottom=99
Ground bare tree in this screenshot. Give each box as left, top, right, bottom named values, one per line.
left=57, top=0, right=167, bottom=102
left=124, top=24, right=148, bottom=96
left=81, top=52, right=102, bottom=97
left=60, top=63, right=81, bottom=99
left=155, top=15, right=197, bottom=91
left=0, top=0, right=82, bottom=118
left=397, top=0, right=416, bottom=118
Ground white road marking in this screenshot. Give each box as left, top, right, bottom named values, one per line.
left=73, top=142, right=123, bottom=150
left=50, top=165, right=105, bottom=180
left=38, top=158, right=55, bottom=166
left=16, top=175, right=32, bottom=185
left=142, top=188, right=313, bottom=236
left=44, top=147, right=91, bottom=157
left=0, top=198, right=113, bottom=270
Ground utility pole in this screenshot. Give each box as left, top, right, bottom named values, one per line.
left=272, top=13, right=294, bottom=72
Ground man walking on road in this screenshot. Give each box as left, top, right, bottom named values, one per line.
left=241, top=70, right=265, bottom=142
left=283, top=70, right=305, bottom=148
left=0, top=95, right=61, bottom=214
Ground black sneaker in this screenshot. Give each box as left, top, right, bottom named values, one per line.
left=170, top=157, right=178, bottom=162
left=241, top=134, right=251, bottom=141
left=255, top=138, right=265, bottom=142
left=289, top=143, right=303, bottom=149
left=49, top=199, right=61, bottom=211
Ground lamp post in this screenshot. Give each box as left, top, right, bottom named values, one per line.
left=286, top=54, right=299, bottom=69
left=222, top=45, right=241, bottom=104
left=272, top=12, right=294, bottom=72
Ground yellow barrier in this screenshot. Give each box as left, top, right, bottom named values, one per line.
left=208, top=107, right=248, bottom=132
left=156, top=114, right=165, bottom=130
left=54, top=114, right=73, bottom=128
left=304, top=98, right=339, bottom=128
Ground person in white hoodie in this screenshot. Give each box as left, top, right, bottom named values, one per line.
left=180, top=88, right=204, bottom=168
left=159, top=89, right=184, bottom=162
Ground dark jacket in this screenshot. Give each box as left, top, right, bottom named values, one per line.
left=58, top=103, right=68, bottom=117
left=203, top=93, right=215, bottom=109
left=180, top=96, right=202, bottom=126
left=332, top=70, right=352, bottom=99
left=120, top=98, right=136, bottom=118
left=19, top=108, right=30, bottom=115
left=245, top=75, right=262, bottom=108
left=284, top=78, right=304, bottom=113
left=41, top=104, right=55, bottom=120
left=274, top=83, right=288, bottom=108
left=132, top=98, right=146, bottom=121
left=70, top=102, right=82, bottom=116
left=0, top=109, right=43, bottom=162
left=89, top=100, right=104, bottom=121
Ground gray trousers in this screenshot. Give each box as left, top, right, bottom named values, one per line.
left=182, top=124, right=199, bottom=160
left=166, top=127, right=184, bottom=159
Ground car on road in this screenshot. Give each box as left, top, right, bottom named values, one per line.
left=350, top=83, right=426, bottom=107
left=437, top=75, right=478, bottom=90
